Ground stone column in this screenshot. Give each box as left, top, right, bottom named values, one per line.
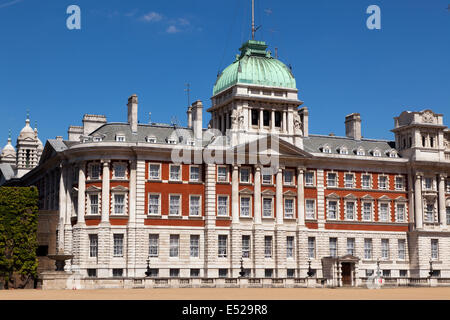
left=276, top=168, right=283, bottom=224
left=414, top=173, right=423, bottom=229
left=254, top=166, right=262, bottom=224
left=101, top=160, right=110, bottom=224
left=248, top=108, right=252, bottom=130
left=282, top=111, right=287, bottom=133
left=204, top=164, right=217, bottom=278
left=77, top=163, right=86, bottom=224
left=438, top=174, right=447, bottom=227
left=271, top=110, right=275, bottom=131
left=129, top=160, right=137, bottom=223
left=221, top=112, right=225, bottom=134
left=57, top=165, right=66, bottom=254
left=259, top=109, right=264, bottom=130
left=232, top=165, right=239, bottom=223
left=64, top=165, right=73, bottom=261
left=297, top=168, right=305, bottom=227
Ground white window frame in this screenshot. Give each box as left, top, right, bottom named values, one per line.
left=115, top=135, right=126, bottom=142
left=322, top=145, right=331, bottom=154
left=305, top=199, right=316, bottom=220
left=87, top=192, right=101, bottom=215
left=423, top=177, right=434, bottom=191
left=189, top=195, right=202, bottom=217
left=189, top=165, right=200, bottom=182
left=240, top=196, right=252, bottom=218
left=346, top=238, right=355, bottom=256
left=356, top=147, right=365, bottom=156
left=329, top=238, right=338, bottom=258
left=240, top=167, right=251, bottom=184
left=378, top=175, right=388, bottom=190
left=286, top=236, right=294, bottom=258
left=327, top=172, right=337, bottom=187
left=242, top=235, right=251, bottom=258
left=344, top=173, right=355, bottom=188
left=264, top=236, right=273, bottom=258
left=398, top=239, right=406, bottom=260
left=148, top=163, right=161, bottom=180
left=217, top=165, right=229, bottom=182
left=111, top=192, right=127, bottom=215
left=167, top=138, right=177, bottom=145
left=262, top=197, right=273, bottom=218
left=190, top=235, right=200, bottom=258
left=112, top=162, right=128, bottom=180
left=425, top=202, right=435, bottom=223
left=364, top=239, right=373, bottom=260
left=148, top=234, right=159, bottom=257
left=326, top=199, right=339, bottom=220
left=395, top=176, right=404, bottom=190
left=361, top=174, right=372, bottom=189
left=169, top=164, right=182, bottom=181
left=308, top=237, right=316, bottom=259
left=373, top=149, right=381, bottom=157
left=284, top=197, right=295, bottom=219
left=305, top=171, right=315, bottom=187
left=339, top=146, right=348, bottom=155
left=169, top=234, right=179, bottom=257
left=169, top=194, right=182, bottom=216
left=92, top=136, right=102, bottom=142
left=431, top=239, right=439, bottom=260
left=88, top=162, right=101, bottom=180
left=283, top=169, right=295, bottom=186
left=148, top=193, right=161, bottom=215
left=362, top=201, right=373, bottom=222
left=218, top=234, right=228, bottom=258
left=146, top=136, right=157, bottom=143
left=113, top=234, right=124, bottom=257
left=378, top=201, right=391, bottom=222
left=217, top=195, right=229, bottom=217
left=344, top=200, right=356, bottom=221
left=395, top=202, right=406, bottom=222
left=262, top=169, right=273, bottom=185
left=381, top=239, right=390, bottom=260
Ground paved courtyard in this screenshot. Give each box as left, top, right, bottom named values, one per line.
left=1, top=287, right=450, bottom=300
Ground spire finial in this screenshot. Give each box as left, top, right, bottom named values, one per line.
left=26, top=109, right=30, bottom=125
left=8, top=129, right=11, bottom=139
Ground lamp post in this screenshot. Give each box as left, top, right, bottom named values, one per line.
left=429, top=260, right=434, bottom=278
left=239, top=257, right=245, bottom=278
left=145, top=256, right=151, bottom=277
left=376, top=258, right=381, bottom=278
left=307, top=260, right=314, bottom=277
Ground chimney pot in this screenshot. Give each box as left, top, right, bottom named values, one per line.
left=345, top=113, right=362, bottom=140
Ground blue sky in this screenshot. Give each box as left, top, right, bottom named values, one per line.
left=0, top=0, right=449, bottom=147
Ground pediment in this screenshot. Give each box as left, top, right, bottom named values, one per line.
left=395, top=196, right=407, bottom=202
left=326, top=193, right=340, bottom=199
left=239, top=188, right=253, bottom=195
left=378, top=195, right=391, bottom=201
left=111, top=185, right=129, bottom=192
left=283, top=190, right=297, bottom=197
left=86, top=185, right=101, bottom=192
left=344, top=193, right=357, bottom=200
left=339, top=254, right=360, bottom=262
left=261, top=189, right=276, bottom=196
left=361, top=194, right=374, bottom=200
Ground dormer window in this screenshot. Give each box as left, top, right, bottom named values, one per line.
left=388, top=150, right=398, bottom=158
left=116, top=135, right=126, bottom=142
left=167, top=138, right=177, bottom=145
left=356, top=148, right=365, bottom=156
left=373, top=149, right=381, bottom=157
left=187, top=139, right=195, bottom=146
left=322, top=145, right=331, bottom=154
left=146, top=136, right=157, bottom=143
left=339, top=147, right=348, bottom=155
left=93, top=137, right=102, bottom=142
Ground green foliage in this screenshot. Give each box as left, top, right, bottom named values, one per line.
left=0, top=187, right=39, bottom=289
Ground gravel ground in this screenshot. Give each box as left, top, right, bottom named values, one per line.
left=0, top=287, right=450, bottom=300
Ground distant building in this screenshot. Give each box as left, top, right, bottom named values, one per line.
left=3, top=39, right=450, bottom=287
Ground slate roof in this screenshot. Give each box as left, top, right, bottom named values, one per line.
left=88, top=123, right=195, bottom=145
left=303, top=134, right=397, bottom=158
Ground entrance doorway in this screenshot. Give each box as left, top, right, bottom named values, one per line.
left=341, top=263, right=352, bottom=286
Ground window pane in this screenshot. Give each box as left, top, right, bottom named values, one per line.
left=149, top=234, right=159, bottom=257
left=328, top=200, right=337, bottom=220
left=306, top=200, right=315, bottom=219
left=241, top=197, right=251, bottom=217
left=263, top=198, right=272, bottom=217
left=190, top=166, right=200, bottom=181
left=284, top=199, right=294, bottom=218
left=149, top=194, right=160, bottom=214
left=190, top=196, right=201, bottom=216
left=190, top=235, right=199, bottom=257
left=149, top=164, right=160, bottom=179
left=218, top=196, right=228, bottom=216
left=169, top=195, right=181, bottom=215
left=170, top=235, right=179, bottom=257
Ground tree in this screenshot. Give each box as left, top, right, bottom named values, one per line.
left=0, top=187, right=38, bottom=289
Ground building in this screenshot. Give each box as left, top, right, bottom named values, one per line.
left=2, top=39, right=450, bottom=287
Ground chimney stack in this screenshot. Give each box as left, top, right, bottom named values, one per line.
left=191, top=100, right=203, bottom=141
left=187, top=106, right=193, bottom=128
left=345, top=113, right=361, bottom=140
left=127, top=94, right=138, bottom=134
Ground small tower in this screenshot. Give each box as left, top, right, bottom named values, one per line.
left=16, top=113, right=40, bottom=178
left=0, top=130, right=17, bottom=167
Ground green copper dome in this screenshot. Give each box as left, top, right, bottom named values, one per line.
left=213, top=40, right=296, bottom=96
